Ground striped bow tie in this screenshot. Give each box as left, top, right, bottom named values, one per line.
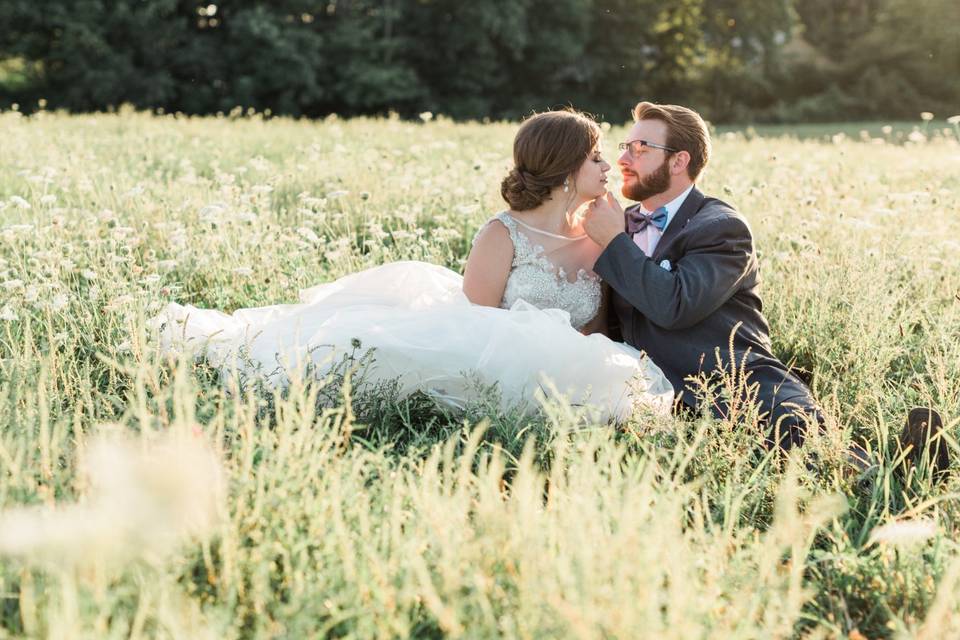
left=626, top=206, right=669, bottom=234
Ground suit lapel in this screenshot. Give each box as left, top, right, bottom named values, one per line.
left=652, top=187, right=706, bottom=262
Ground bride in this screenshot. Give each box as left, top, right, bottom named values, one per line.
left=154, top=110, right=673, bottom=421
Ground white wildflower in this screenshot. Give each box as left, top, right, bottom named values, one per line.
left=419, top=111, right=433, bottom=123
left=39, top=194, right=57, bottom=206
left=10, top=196, right=30, bottom=210
left=947, top=115, right=960, bottom=125
left=868, top=519, right=936, bottom=546
left=326, top=189, right=349, bottom=199
left=1, top=279, right=23, bottom=290
left=298, top=227, right=320, bottom=244
left=81, top=269, right=97, bottom=280
left=87, top=285, right=101, bottom=301
left=0, top=305, right=16, bottom=321
left=0, top=432, right=225, bottom=563
left=106, top=294, right=135, bottom=310
left=908, top=130, right=927, bottom=143
left=365, top=223, right=389, bottom=241
left=24, top=286, right=39, bottom=303
left=920, top=112, right=935, bottom=121
left=50, top=293, right=69, bottom=311
left=199, top=203, right=227, bottom=221
left=432, top=227, right=461, bottom=242
left=299, top=196, right=326, bottom=209
left=881, top=125, right=893, bottom=135
left=248, top=156, right=271, bottom=172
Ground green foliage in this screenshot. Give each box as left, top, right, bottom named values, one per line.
left=765, top=0, right=960, bottom=122
left=5, top=0, right=955, bottom=123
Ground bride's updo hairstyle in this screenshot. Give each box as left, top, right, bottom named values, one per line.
left=501, top=110, right=600, bottom=211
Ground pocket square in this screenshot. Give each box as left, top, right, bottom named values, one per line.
left=659, top=259, right=672, bottom=271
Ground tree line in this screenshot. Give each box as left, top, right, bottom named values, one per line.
left=1, top=0, right=957, bottom=123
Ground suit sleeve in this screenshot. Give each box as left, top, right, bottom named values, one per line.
left=593, top=216, right=754, bottom=330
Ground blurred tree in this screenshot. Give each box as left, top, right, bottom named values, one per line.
left=0, top=0, right=957, bottom=122
left=780, top=0, right=960, bottom=120
left=0, top=0, right=196, bottom=110
left=497, top=0, right=593, bottom=118
left=316, top=0, right=426, bottom=115
left=395, top=0, right=529, bottom=118
left=792, top=0, right=881, bottom=60
left=696, top=0, right=793, bottom=121
left=852, top=0, right=960, bottom=117
left=580, top=0, right=706, bottom=121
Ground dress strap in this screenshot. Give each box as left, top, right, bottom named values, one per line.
left=503, top=213, right=587, bottom=241
left=471, top=212, right=519, bottom=251
left=494, top=211, right=520, bottom=243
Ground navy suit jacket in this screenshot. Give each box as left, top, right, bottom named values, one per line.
left=594, top=187, right=815, bottom=418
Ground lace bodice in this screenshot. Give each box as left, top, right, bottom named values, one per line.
left=476, top=212, right=602, bottom=330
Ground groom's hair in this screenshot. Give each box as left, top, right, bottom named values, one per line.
left=632, top=102, right=711, bottom=181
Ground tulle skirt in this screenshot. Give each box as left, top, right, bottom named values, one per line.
left=152, top=261, right=673, bottom=422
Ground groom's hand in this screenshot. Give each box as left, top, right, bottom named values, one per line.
left=584, top=192, right=625, bottom=249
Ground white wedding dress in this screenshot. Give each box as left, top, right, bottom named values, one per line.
left=153, top=212, right=673, bottom=421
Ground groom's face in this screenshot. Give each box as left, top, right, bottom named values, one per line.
left=618, top=119, right=673, bottom=202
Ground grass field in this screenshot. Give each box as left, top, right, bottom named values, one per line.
left=1, top=108, right=959, bottom=638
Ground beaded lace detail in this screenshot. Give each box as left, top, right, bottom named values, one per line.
left=475, top=212, right=601, bottom=330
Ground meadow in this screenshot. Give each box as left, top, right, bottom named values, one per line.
left=0, top=107, right=959, bottom=639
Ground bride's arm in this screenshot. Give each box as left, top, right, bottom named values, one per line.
left=462, top=221, right=513, bottom=307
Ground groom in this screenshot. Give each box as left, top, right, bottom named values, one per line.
left=583, top=102, right=948, bottom=465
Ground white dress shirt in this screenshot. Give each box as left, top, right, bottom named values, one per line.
left=632, top=183, right=695, bottom=257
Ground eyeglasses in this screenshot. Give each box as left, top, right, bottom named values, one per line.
left=618, top=139, right=679, bottom=158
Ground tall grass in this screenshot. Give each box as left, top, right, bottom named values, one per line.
left=0, top=107, right=958, bottom=638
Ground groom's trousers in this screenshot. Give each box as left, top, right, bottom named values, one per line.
left=683, top=364, right=824, bottom=452
left=763, top=393, right=825, bottom=451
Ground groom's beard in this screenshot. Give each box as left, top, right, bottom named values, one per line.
left=621, top=158, right=671, bottom=202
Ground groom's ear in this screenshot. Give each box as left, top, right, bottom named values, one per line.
left=670, top=151, right=691, bottom=176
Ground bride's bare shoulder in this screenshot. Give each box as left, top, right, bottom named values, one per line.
left=463, top=217, right=514, bottom=305
left=465, top=216, right=513, bottom=272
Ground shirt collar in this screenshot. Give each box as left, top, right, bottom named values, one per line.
left=660, top=184, right=695, bottom=230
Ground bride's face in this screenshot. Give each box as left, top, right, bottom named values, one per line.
left=573, top=146, right=611, bottom=200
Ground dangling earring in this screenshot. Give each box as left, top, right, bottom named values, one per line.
left=563, top=178, right=570, bottom=193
